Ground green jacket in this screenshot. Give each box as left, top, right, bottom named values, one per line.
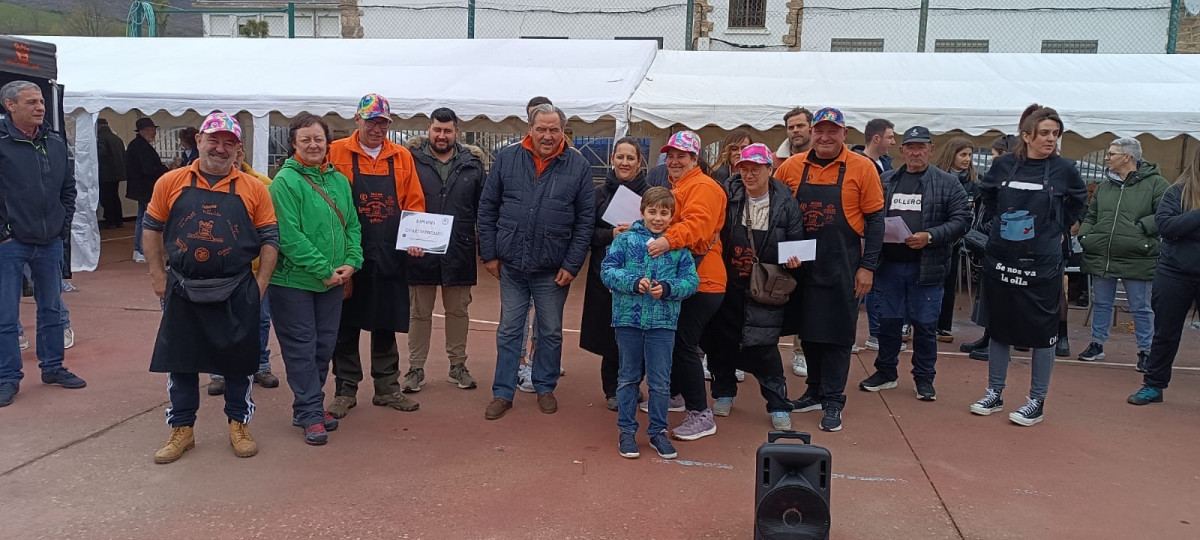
left=269, top=158, right=363, bottom=292
left=1078, top=161, right=1169, bottom=280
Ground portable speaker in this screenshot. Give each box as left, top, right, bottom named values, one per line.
left=754, top=431, right=832, bottom=540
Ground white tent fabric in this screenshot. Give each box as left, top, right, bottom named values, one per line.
left=629, top=51, right=1200, bottom=140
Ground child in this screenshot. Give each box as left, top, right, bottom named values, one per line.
left=601, top=187, right=699, bottom=460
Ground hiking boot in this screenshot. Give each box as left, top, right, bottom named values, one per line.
left=819, top=404, right=843, bottom=432
left=229, top=420, right=258, bottom=457
left=915, top=380, right=937, bottom=401
left=969, top=348, right=989, bottom=361
left=41, top=368, right=86, bottom=389
left=960, top=335, right=988, bottom=353
left=207, top=378, right=225, bottom=396
left=63, top=327, right=75, bottom=349
left=792, top=353, right=808, bottom=377
left=671, top=409, right=717, bottom=441
left=447, top=364, right=477, bottom=389
left=790, top=394, right=822, bottom=413
left=618, top=432, right=640, bottom=459
left=254, top=371, right=280, bottom=388
left=970, top=388, right=1004, bottom=416
left=770, top=411, right=792, bottom=430
left=327, top=395, right=356, bottom=419
left=859, top=372, right=897, bottom=392
left=650, top=431, right=677, bottom=459
left=712, top=397, right=734, bottom=417
left=1054, top=337, right=1070, bottom=358
left=0, top=382, right=17, bottom=407
left=18, top=334, right=29, bottom=351
left=1127, top=385, right=1163, bottom=405
left=292, top=412, right=339, bottom=432
left=373, top=392, right=420, bottom=412
left=401, top=367, right=426, bottom=393
left=1136, top=351, right=1149, bottom=373
left=606, top=396, right=618, bottom=411
left=517, top=363, right=535, bottom=393
left=154, top=426, right=195, bottom=464
left=936, top=329, right=954, bottom=343
left=1009, top=397, right=1044, bottom=427
left=485, top=398, right=512, bottom=420
left=302, top=423, right=328, bottom=446
left=537, top=392, right=558, bottom=414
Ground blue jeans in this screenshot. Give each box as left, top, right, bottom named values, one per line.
left=213, top=294, right=272, bottom=381
left=1090, top=276, right=1153, bottom=352
left=1, top=239, right=66, bottom=384
left=615, top=327, right=674, bottom=435
left=872, top=262, right=942, bottom=382
left=134, top=202, right=147, bottom=254
left=865, top=291, right=882, bottom=337
left=492, top=267, right=568, bottom=401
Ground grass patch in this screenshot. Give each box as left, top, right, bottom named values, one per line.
left=0, top=2, right=69, bottom=35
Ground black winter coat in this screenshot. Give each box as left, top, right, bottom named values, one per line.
left=579, top=169, right=651, bottom=358
left=880, top=165, right=973, bottom=285
left=0, top=116, right=76, bottom=245
left=404, top=137, right=486, bottom=287
left=125, top=135, right=167, bottom=203
left=96, top=126, right=126, bottom=184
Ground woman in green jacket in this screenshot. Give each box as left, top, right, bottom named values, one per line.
left=268, top=113, right=363, bottom=445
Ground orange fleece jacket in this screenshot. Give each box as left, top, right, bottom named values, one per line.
left=328, top=131, right=426, bottom=214
left=662, top=167, right=728, bottom=293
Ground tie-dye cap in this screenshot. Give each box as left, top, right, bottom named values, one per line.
left=659, top=130, right=701, bottom=155
left=199, top=112, right=242, bottom=141
left=812, top=107, right=845, bottom=128
left=357, top=93, right=392, bottom=120
left=735, top=143, right=774, bottom=167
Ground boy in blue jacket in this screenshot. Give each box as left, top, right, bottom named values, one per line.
left=602, top=187, right=699, bottom=460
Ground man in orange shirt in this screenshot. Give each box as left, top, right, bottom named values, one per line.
left=776, top=107, right=885, bottom=433
left=326, top=94, right=426, bottom=418
left=142, top=113, right=279, bottom=463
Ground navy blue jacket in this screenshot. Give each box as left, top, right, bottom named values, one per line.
left=478, top=142, right=595, bottom=275
left=0, top=116, right=76, bottom=245
left=880, top=165, right=972, bottom=285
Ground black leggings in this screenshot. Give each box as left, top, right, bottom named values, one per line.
left=670, top=292, right=724, bottom=412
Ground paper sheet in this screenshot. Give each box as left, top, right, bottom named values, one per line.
left=884, top=216, right=913, bottom=243
left=601, top=185, right=643, bottom=226
left=777, top=240, right=817, bottom=263
left=396, top=211, right=455, bottom=254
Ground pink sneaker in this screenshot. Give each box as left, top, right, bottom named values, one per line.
left=671, top=409, right=717, bottom=441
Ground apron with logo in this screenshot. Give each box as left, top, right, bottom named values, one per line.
left=342, top=154, right=411, bottom=332
left=789, top=163, right=861, bottom=347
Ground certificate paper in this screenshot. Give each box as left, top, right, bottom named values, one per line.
left=884, top=216, right=913, bottom=243
left=396, top=211, right=455, bottom=254
left=777, top=240, right=817, bottom=263
left=601, top=185, right=643, bottom=226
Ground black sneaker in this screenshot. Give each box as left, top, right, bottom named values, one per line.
left=1078, top=342, right=1105, bottom=362
left=207, top=378, right=225, bottom=396
left=618, top=431, right=640, bottom=459
left=819, top=404, right=843, bottom=432
left=605, top=396, right=618, bottom=411
left=970, top=388, right=1003, bottom=415
left=968, top=348, right=989, bottom=361
left=41, top=368, right=86, bottom=389
left=858, top=372, right=898, bottom=392
left=1054, top=337, right=1070, bottom=358
left=960, top=335, right=989, bottom=353
left=1009, top=397, right=1044, bottom=427
left=1136, top=351, right=1149, bottom=373
left=936, top=329, right=954, bottom=343
left=790, top=394, right=822, bottom=413
left=649, top=431, right=677, bottom=459
left=901, top=324, right=913, bottom=342
left=915, top=380, right=936, bottom=401
left=0, top=382, right=18, bottom=407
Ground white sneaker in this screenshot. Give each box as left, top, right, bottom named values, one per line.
left=18, top=334, right=30, bottom=351
left=702, top=355, right=712, bottom=380
left=132, top=251, right=146, bottom=263
left=517, top=363, right=534, bottom=393
left=865, top=336, right=879, bottom=350
left=64, top=327, right=75, bottom=350
left=735, top=369, right=746, bottom=382
left=791, top=353, right=808, bottom=377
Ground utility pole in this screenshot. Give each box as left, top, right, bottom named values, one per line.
left=917, top=0, right=929, bottom=52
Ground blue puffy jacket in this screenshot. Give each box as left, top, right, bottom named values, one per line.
left=601, top=220, right=699, bottom=330
left=0, top=116, right=75, bottom=245
left=478, top=141, right=595, bottom=275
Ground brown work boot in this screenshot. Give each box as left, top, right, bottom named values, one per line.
left=228, top=420, right=258, bottom=458
left=537, top=392, right=558, bottom=414
left=372, top=391, right=420, bottom=412
left=327, top=395, right=357, bottom=419
left=154, top=426, right=195, bottom=464
left=447, top=364, right=477, bottom=389
left=485, top=398, right=512, bottom=420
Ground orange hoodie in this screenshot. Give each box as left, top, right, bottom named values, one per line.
left=662, top=167, right=728, bottom=294
left=328, top=131, right=426, bottom=214
left=521, top=134, right=566, bottom=177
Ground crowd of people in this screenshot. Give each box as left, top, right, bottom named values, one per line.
left=3, top=80, right=1199, bottom=463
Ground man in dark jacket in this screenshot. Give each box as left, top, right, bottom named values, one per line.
left=854, top=118, right=896, bottom=353
left=0, top=80, right=86, bottom=407
left=1077, top=138, right=1169, bottom=369
left=479, top=104, right=595, bottom=419
left=96, top=118, right=127, bottom=229
left=858, top=126, right=971, bottom=401
left=403, top=108, right=486, bottom=394
left=126, top=117, right=168, bottom=262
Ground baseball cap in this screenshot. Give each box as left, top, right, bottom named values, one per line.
left=902, top=126, right=932, bottom=144
left=357, top=93, right=392, bottom=121
left=735, top=143, right=774, bottom=167
left=134, top=117, right=157, bottom=131
left=659, top=130, right=701, bottom=155
left=199, top=112, right=242, bottom=141
left=812, top=107, right=845, bottom=128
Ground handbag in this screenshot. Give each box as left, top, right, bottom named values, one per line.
left=743, top=198, right=796, bottom=306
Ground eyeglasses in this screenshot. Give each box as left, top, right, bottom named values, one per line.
left=1105, top=152, right=1127, bottom=158
left=364, top=119, right=390, bottom=132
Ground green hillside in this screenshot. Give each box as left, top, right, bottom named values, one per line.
left=0, top=1, right=124, bottom=36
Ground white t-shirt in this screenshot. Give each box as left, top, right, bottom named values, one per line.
left=362, top=143, right=382, bottom=159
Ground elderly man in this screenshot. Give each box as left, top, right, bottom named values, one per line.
left=480, top=104, right=595, bottom=420
left=144, top=113, right=278, bottom=463
left=776, top=107, right=885, bottom=432
left=0, top=80, right=86, bottom=407
left=96, top=118, right=127, bottom=229
left=1077, top=138, right=1168, bottom=370
left=326, top=94, right=427, bottom=418
left=126, top=117, right=169, bottom=263
left=857, top=126, right=971, bottom=401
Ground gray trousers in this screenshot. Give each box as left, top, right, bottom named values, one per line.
left=987, top=339, right=1055, bottom=400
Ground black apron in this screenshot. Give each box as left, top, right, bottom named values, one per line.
left=150, top=175, right=262, bottom=376
left=791, top=163, right=861, bottom=347
left=342, top=154, right=410, bottom=333
left=979, top=161, right=1064, bottom=348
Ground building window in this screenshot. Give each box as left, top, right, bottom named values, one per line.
left=831, top=38, right=884, bottom=52
left=934, top=39, right=989, bottom=53
left=615, top=37, right=664, bottom=49
left=728, top=0, right=766, bottom=29
left=1041, top=40, right=1098, bottom=53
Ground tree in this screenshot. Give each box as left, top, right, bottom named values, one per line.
left=151, top=0, right=171, bottom=36
left=238, top=19, right=270, bottom=38
left=65, top=0, right=113, bottom=37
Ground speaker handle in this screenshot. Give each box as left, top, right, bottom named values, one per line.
left=766, top=430, right=811, bottom=445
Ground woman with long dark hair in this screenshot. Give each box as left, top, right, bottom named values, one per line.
left=709, top=130, right=753, bottom=185
left=931, top=137, right=977, bottom=341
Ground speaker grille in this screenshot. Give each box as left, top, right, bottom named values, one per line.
left=755, top=483, right=831, bottom=539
